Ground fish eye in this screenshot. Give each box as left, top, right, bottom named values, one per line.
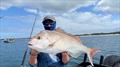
left=37, top=36, right=41, bottom=39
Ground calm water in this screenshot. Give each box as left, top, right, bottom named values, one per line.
left=0, top=35, right=120, bottom=67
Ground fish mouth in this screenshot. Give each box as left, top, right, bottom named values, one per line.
left=28, top=44, right=33, bottom=48
left=28, top=44, right=32, bottom=46
left=28, top=44, right=33, bottom=49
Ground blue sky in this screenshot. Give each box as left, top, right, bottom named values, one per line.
left=0, top=0, right=120, bottom=39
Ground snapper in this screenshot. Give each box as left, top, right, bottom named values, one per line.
left=28, top=30, right=99, bottom=66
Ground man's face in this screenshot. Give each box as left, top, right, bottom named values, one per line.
left=43, top=19, right=56, bottom=30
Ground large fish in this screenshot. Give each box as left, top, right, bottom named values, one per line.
left=28, top=29, right=99, bottom=66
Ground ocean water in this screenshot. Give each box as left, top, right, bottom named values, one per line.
left=0, top=35, right=120, bottom=67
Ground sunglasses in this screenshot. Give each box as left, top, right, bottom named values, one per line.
left=42, top=19, right=55, bottom=25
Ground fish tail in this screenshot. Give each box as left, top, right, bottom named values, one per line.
left=87, top=48, right=100, bottom=66
left=90, top=48, right=99, bottom=58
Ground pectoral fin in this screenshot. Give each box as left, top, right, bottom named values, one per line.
left=69, top=51, right=82, bottom=58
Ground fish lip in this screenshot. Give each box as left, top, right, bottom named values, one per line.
left=28, top=45, right=33, bottom=48
left=28, top=44, right=33, bottom=48
left=28, top=44, right=32, bottom=46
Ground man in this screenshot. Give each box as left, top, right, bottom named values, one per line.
left=29, top=16, right=70, bottom=67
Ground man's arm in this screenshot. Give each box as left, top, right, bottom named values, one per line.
left=29, top=50, right=38, bottom=66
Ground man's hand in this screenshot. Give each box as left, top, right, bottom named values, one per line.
left=62, top=52, right=70, bottom=64
left=29, top=50, right=38, bottom=65
left=30, top=49, right=38, bottom=56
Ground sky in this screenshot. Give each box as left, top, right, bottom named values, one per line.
left=0, top=0, right=120, bottom=39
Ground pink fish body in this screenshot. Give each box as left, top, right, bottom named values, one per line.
left=28, top=30, right=99, bottom=66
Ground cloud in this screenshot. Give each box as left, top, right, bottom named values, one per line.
left=0, top=11, right=120, bottom=38
left=56, top=12, right=120, bottom=34
left=0, top=0, right=12, bottom=10
left=24, top=8, right=38, bottom=14
left=1, top=12, right=119, bottom=34
left=0, top=0, right=120, bottom=38
left=94, top=0, right=120, bottom=13
left=0, top=0, right=96, bottom=13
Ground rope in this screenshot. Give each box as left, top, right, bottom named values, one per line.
left=21, top=9, right=39, bottom=67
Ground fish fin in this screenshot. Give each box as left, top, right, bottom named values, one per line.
left=87, top=48, right=100, bottom=66
left=69, top=51, right=82, bottom=58
left=90, top=48, right=100, bottom=58
left=71, top=53, right=80, bottom=58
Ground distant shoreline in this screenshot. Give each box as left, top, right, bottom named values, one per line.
left=75, top=31, right=120, bottom=36
left=0, top=32, right=120, bottom=39
left=79, top=33, right=120, bottom=37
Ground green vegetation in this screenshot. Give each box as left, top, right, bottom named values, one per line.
left=75, top=31, right=120, bottom=36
